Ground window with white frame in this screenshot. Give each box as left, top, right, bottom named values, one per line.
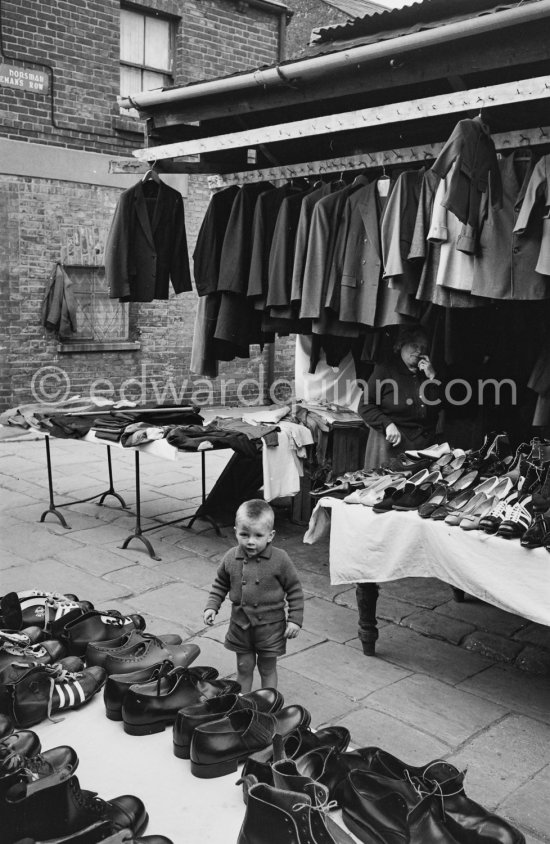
left=120, top=7, right=174, bottom=104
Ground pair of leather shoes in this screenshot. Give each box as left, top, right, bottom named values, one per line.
left=190, top=704, right=311, bottom=779
left=173, top=687, right=284, bottom=759
left=60, top=611, right=146, bottom=657
left=86, top=631, right=200, bottom=676
left=122, top=666, right=241, bottom=735
left=104, top=659, right=219, bottom=721
left=295, top=745, right=524, bottom=844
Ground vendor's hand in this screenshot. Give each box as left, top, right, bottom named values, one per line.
left=417, top=355, right=436, bottom=379
left=203, top=609, right=217, bottom=626
left=385, top=423, right=402, bottom=446
left=284, top=621, right=300, bottom=639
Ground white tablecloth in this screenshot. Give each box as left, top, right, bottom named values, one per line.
left=306, top=498, right=550, bottom=626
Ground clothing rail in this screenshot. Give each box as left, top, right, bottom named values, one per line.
left=206, top=125, right=550, bottom=188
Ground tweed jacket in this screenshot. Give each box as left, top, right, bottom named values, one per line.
left=204, top=544, right=304, bottom=629
left=105, top=180, right=192, bottom=302
left=514, top=153, right=550, bottom=277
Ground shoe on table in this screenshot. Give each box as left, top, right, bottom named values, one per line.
left=496, top=495, right=533, bottom=539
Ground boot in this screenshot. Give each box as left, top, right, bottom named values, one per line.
left=237, top=782, right=352, bottom=844
left=2, top=773, right=148, bottom=844
left=0, top=729, right=42, bottom=793
left=0, top=663, right=106, bottom=728
left=12, top=823, right=173, bottom=843
left=0, top=632, right=66, bottom=670
left=1, top=745, right=77, bottom=799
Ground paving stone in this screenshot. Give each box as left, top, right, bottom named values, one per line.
left=276, top=665, right=360, bottom=726
left=401, top=608, right=475, bottom=645
left=514, top=645, right=550, bottom=676
left=381, top=577, right=453, bottom=608
left=117, top=581, right=230, bottom=633
left=0, top=558, right=131, bottom=604
left=347, top=624, right=494, bottom=684
left=500, top=764, right=550, bottom=841
left=448, top=715, right=550, bottom=811
left=51, top=545, right=139, bottom=576
left=458, top=664, right=550, bottom=725
left=513, top=623, right=550, bottom=650
left=175, top=531, right=234, bottom=559
left=0, top=489, right=38, bottom=511
left=300, top=596, right=361, bottom=643
left=0, top=525, right=86, bottom=560
left=332, top=587, right=357, bottom=609
left=282, top=641, right=411, bottom=700
left=293, top=568, right=348, bottom=601
left=366, top=674, right=506, bottom=746
left=463, top=631, right=524, bottom=663
left=0, top=549, right=37, bottom=571
left=102, top=564, right=175, bottom=594
left=433, top=598, right=528, bottom=637
left=332, top=705, right=450, bottom=761
left=151, top=555, right=221, bottom=589
left=376, top=593, right=421, bottom=623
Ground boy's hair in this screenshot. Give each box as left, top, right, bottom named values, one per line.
left=235, top=499, right=275, bottom=530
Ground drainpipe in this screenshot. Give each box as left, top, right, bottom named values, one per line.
left=120, top=0, right=550, bottom=112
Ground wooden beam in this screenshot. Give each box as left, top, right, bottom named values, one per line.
left=132, top=75, right=550, bottom=161
left=108, top=156, right=217, bottom=175
left=206, top=126, right=550, bottom=187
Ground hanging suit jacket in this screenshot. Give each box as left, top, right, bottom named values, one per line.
left=473, top=151, right=550, bottom=300
left=105, top=180, right=192, bottom=302
left=514, top=153, right=550, bottom=277
left=41, top=262, right=77, bottom=340
left=193, top=185, right=239, bottom=296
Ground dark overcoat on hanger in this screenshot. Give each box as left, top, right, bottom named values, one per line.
left=105, top=180, right=192, bottom=302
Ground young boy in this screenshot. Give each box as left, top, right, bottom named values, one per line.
left=203, top=499, right=304, bottom=692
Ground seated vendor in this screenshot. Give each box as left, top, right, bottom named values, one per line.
left=358, top=325, right=441, bottom=469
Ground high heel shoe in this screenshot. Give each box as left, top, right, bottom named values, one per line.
left=430, top=470, right=480, bottom=520
left=444, top=491, right=490, bottom=526
left=391, top=472, right=443, bottom=511
left=459, top=495, right=498, bottom=530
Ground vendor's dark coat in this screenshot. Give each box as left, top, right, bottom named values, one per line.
left=105, top=180, right=192, bottom=302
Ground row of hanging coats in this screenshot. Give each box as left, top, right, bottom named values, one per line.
left=190, top=116, right=550, bottom=378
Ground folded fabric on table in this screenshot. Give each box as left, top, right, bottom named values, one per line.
left=167, top=422, right=279, bottom=457
left=120, top=423, right=171, bottom=447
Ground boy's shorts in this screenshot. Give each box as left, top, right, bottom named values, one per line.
left=224, top=619, right=286, bottom=657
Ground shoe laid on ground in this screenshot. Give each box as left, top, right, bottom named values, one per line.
left=1, top=745, right=78, bottom=800
left=173, top=687, right=285, bottom=759
left=104, top=660, right=218, bottom=722
left=237, top=782, right=344, bottom=844
left=0, top=714, right=14, bottom=740
left=122, top=667, right=241, bottom=735
left=0, top=663, right=106, bottom=728
left=0, top=633, right=66, bottom=670
left=190, top=704, right=310, bottom=778
left=86, top=630, right=194, bottom=669
left=60, top=612, right=145, bottom=657
left=239, top=724, right=351, bottom=803
left=2, top=773, right=148, bottom=844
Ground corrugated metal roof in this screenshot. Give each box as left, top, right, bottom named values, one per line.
left=320, top=0, right=388, bottom=20
left=310, top=0, right=538, bottom=43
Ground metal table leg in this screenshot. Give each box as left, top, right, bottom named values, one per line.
left=356, top=582, right=379, bottom=656
left=40, top=436, right=71, bottom=528
left=40, top=438, right=128, bottom=529
left=120, top=451, right=161, bottom=561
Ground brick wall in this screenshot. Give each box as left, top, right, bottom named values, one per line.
left=0, top=0, right=295, bottom=411
left=284, top=0, right=346, bottom=60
